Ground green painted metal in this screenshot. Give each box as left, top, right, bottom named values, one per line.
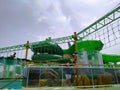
left=31, top=42, right=63, bottom=61
left=5, top=59, right=14, bottom=65
left=6, top=65, right=10, bottom=78
left=0, top=6, right=119, bottom=53
left=63, top=49, right=69, bottom=54
left=31, top=42, right=63, bottom=55
left=68, top=40, right=103, bottom=54
left=32, top=54, right=62, bottom=61
left=0, top=58, right=23, bottom=78
left=77, top=6, right=120, bottom=38
left=57, top=58, right=71, bottom=63
left=102, top=54, right=120, bottom=63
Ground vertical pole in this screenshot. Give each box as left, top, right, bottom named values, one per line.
left=3, top=58, right=6, bottom=78
left=83, top=51, right=88, bottom=67
left=62, top=65, right=63, bottom=87
left=97, top=51, right=104, bottom=68
left=6, top=65, right=10, bottom=78
left=114, top=68, right=119, bottom=84
left=73, top=32, right=79, bottom=86
left=91, top=68, right=95, bottom=88
left=25, top=41, right=29, bottom=60
left=13, top=59, right=17, bottom=78
left=26, top=69, right=29, bottom=87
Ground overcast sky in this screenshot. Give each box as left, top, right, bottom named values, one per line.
left=0, top=0, right=120, bottom=54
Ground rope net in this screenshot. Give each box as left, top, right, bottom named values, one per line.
left=84, top=19, right=120, bottom=49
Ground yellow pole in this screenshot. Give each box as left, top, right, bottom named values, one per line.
left=25, top=41, right=29, bottom=60
left=74, top=32, right=79, bottom=67
left=73, top=32, right=79, bottom=85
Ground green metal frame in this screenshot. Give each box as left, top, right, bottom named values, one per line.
left=77, top=6, right=120, bottom=38
left=0, top=6, right=120, bottom=52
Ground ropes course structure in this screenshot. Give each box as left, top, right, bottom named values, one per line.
left=0, top=5, right=120, bottom=55
left=0, top=5, right=120, bottom=89
left=77, top=6, right=120, bottom=49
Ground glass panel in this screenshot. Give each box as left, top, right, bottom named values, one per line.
left=22, top=68, right=29, bottom=87
left=88, top=51, right=99, bottom=66
left=74, top=68, right=93, bottom=87
left=0, top=64, right=4, bottom=79
left=40, top=67, right=62, bottom=87
left=91, top=68, right=117, bottom=85
left=104, top=68, right=117, bottom=84
left=63, top=66, right=74, bottom=86
left=114, top=69, right=120, bottom=84
left=22, top=67, right=120, bottom=88
left=91, top=68, right=106, bottom=86
left=28, top=69, right=40, bottom=87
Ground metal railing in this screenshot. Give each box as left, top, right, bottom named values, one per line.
left=23, top=66, right=120, bottom=88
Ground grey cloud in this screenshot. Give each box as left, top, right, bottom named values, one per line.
left=0, top=0, right=120, bottom=54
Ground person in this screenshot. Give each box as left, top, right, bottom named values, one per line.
left=7, top=52, right=16, bottom=59
left=65, top=62, right=71, bottom=78
left=10, top=52, right=16, bottom=58
left=64, top=62, right=73, bottom=86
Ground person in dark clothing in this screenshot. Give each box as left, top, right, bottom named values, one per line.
left=64, top=62, right=73, bottom=86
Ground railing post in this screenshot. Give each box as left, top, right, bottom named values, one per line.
left=62, top=66, right=63, bottom=87
left=73, top=32, right=79, bottom=86
left=91, top=68, right=95, bottom=88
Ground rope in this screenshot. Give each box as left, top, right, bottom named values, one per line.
left=110, top=23, right=117, bottom=44
left=103, top=29, right=106, bottom=48
left=106, top=25, right=111, bottom=47
left=117, top=20, right=120, bottom=35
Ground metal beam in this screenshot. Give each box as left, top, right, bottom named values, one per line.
left=0, top=6, right=120, bottom=52
left=0, top=36, right=75, bottom=52
left=77, top=6, right=120, bottom=39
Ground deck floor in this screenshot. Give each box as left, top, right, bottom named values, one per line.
left=22, top=86, right=120, bottom=90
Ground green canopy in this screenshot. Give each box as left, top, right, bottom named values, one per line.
left=102, top=54, right=120, bottom=63
left=31, top=42, right=63, bottom=55
left=68, top=40, right=103, bottom=54
left=63, top=49, right=69, bottom=54
left=32, top=54, right=62, bottom=61
left=31, top=42, right=63, bottom=61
